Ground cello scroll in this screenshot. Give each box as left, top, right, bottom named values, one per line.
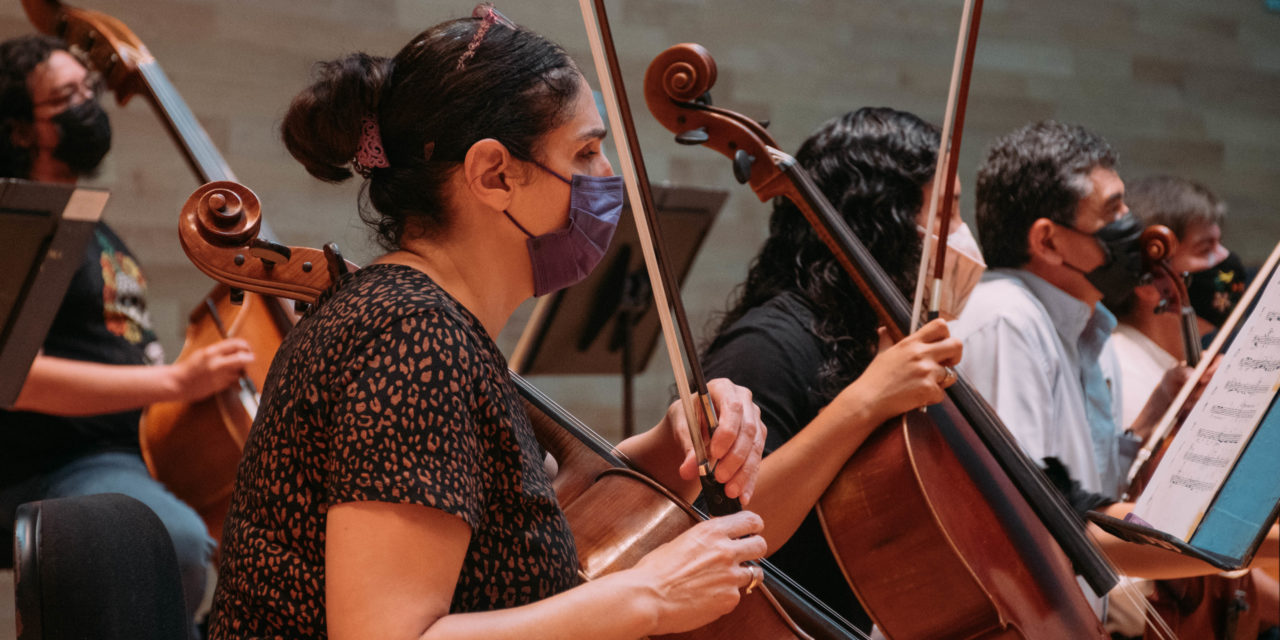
left=179, top=181, right=358, bottom=306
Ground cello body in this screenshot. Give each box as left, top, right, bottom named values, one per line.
left=822, top=400, right=1106, bottom=638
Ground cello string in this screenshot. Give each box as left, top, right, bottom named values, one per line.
left=1112, top=577, right=1179, bottom=640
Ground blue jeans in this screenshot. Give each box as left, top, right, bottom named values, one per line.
left=0, top=451, right=215, bottom=625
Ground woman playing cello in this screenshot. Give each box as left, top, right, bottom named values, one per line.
left=209, top=7, right=771, bottom=639
left=700, top=106, right=970, bottom=630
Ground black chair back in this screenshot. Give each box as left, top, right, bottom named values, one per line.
left=12, top=493, right=189, bottom=640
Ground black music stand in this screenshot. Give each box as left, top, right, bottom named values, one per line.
left=510, top=184, right=727, bottom=436
left=0, top=179, right=109, bottom=406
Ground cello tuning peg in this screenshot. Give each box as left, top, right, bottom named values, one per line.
left=249, top=238, right=292, bottom=267
left=732, top=149, right=755, bottom=184
left=229, top=288, right=245, bottom=305
left=674, top=127, right=710, bottom=145
left=324, top=242, right=350, bottom=289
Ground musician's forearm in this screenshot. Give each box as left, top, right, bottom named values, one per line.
left=9, top=354, right=183, bottom=416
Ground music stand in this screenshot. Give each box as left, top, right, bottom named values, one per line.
left=510, top=184, right=727, bottom=436
left=0, top=179, right=109, bottom=406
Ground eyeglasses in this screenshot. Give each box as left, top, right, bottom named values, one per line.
left=32, top=72, right=104, bottom=111
left=456, top=3, right=519, bottom=71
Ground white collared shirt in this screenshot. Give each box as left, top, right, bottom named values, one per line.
left=950, top=269, right=1126, bottom=497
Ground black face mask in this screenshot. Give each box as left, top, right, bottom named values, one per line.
left=1062, top=214, right=1144, bottom=310
left=50, top=98, right=111, bottom=174
left=1187, top=250, right=1247, bottom=328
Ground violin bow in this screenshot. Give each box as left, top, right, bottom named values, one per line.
left=576, top=0, right=740, bottom=516
left=909, top=0, right=982, bottom=330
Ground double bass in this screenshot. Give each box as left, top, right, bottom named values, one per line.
left=19, top=0, right=294, bottom=544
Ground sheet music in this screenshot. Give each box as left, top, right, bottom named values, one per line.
left=1131, top=262, right=1280, bottom=540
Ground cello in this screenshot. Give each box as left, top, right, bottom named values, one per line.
left=643, top=34, right=1123, bottom=640
left=19, top=0, right=295, bottom=544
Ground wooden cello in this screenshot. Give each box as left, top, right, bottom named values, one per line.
left=643, top=40, right=1120, bottom=639
left=174, top=176, right=868, bottom=640
left=19, top=0, right=294, bottom=544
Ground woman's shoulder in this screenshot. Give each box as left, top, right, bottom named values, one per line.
left=319, top=264, right=473, bottom=330
left=707, top=291, right=822, bottom=366
left=295, top=264, right=486, bottom=363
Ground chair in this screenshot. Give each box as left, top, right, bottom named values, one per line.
left=12, top=493, right=189, bottom=640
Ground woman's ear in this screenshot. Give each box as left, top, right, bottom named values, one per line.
left=1027, top=217, right=1064, bottom=266
left=462, top=138, right=515, bottom=212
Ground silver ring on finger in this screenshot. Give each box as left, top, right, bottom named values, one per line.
left=939, top=366, right=957, bottom=387
left=744, top=564, right=764, bottom=594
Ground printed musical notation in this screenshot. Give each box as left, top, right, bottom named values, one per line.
left=1195, top=426, right=1243, bottom=444
left=1206, top=405, right=1256, bottom=421
left=1184, top=452, right=1230, bottom=468
left=1239, top=356, right=1280, bottom=372
left=1251, top=330, right=1280, bottom=349
left=1133, top=259, right=1280, bottom=540
left=1224, top=380, right=1271, bottom=396
left=1171, top=475, right=1216, bottom=492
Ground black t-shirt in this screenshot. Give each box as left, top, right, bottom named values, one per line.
left=702, top=291, right=873, bottom=632
left=0, top=222, right=161, bottom=487
left=211, top=264, right=580, bottom=638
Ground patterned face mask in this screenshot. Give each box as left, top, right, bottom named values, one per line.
left=1186, top=249, right=1247, bottom=328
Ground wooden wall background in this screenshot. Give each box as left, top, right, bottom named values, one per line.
left=3, top=0, right=1279, bottom=440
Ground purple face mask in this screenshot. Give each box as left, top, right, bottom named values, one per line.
left=503, top=162, right=624, bottom=297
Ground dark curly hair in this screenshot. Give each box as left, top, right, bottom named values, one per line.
left=0, top=34, right=70, bottom=179
left=709, top=107, right=940, bottom=402
left=281, top=13, right=580, bottom=250
left=975, top=121, right=1117, bottom=269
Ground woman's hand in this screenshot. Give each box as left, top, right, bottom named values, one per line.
left=837, top=319, right=963, bottom=425
left=665, top=378, right=766, bottom=504
left=627, top=510, right=769, bottom=636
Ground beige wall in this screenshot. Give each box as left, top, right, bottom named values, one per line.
left=3, top=0, right=1279, bottom=438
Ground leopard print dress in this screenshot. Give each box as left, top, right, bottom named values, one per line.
left=210, top=264, right=580, bottom=638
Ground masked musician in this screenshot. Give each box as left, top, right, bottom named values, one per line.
left=700, top=107, right=971, bottom=631
left=0, top=34, right=254, bottom=628
left=1108, top=175, right=1246, bottom=428
left=209, top=8, right=770, bottom=639
left=1105, top=175, right=1279, bottom=639
left=951, top=121, right=1279, bottom=582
